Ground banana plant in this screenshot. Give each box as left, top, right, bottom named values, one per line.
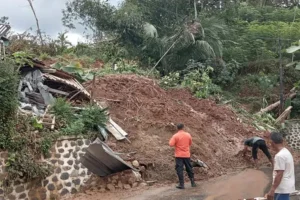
left=286, top=40, right=300, bottom=70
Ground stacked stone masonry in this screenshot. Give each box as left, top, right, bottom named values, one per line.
left=0, top=138, right=142, bottom=200
left=285, top=120, right=300, bottom=150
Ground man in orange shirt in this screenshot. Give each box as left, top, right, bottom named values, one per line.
left=169, top=124, right=196, bottom=189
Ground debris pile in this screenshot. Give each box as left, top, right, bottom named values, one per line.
left=18, top=59, right=90, bottom=117
left=85, top=74, right=266, bottom=181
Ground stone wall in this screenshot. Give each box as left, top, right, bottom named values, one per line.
left=0, top=137, right=141, bottom=200
left=284, top=120, right=300, bottom=150
left=1, top=137, right=91, bottom=200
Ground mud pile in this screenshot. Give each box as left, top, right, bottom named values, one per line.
left=85, top=74, right=265, bottom=181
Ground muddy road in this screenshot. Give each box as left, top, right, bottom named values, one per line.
left=66, top=164, right=300, bottom=200
left=68, top=169, right=271, bottom=200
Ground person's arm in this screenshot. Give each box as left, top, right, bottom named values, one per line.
left=266, top=156, right=285, bottom=199
left=169, top=135, right=176, bottom=147
left=267, top=170, right=284, bottom=199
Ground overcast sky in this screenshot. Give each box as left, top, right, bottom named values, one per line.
left=0, top=0, right=122, bottom=44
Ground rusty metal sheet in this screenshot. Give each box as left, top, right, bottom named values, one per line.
left=80, top=138, right=136, bottom=177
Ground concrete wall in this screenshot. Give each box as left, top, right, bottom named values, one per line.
left=0, top=137, right=141, bottom=200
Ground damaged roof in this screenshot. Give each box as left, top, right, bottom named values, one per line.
left=80, top=138, right=137, bottom=177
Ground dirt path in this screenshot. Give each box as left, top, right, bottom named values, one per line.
left=67, top=169, right=270, bottom=200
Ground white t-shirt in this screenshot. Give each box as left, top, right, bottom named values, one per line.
left=273, top=148, right=295, bottom=194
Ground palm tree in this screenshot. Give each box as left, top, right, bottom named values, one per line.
left=143, top=17, right=228, bottom=74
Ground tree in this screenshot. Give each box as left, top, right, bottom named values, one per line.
left=27, top=0, right=44, bottom=45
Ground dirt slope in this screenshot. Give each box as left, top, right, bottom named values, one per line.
left=85, top=74, right=265, bottom=181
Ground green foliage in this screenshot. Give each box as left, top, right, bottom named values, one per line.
left=51, top=98, right=108, bottom=135
left=160, top=72, right=180, bottom=88
left=51, top=98, right=74, bottom=122
left=12, top=51, right=34, bottom=67
left=97, top=60, right=159, bottom=78
left=5, top=152, right=52, bottom=184
left=0, top=60, right=19, bottom=150
left=182, top=67, right=221, bottom=98
left=80, top=106, right=108, bottom=129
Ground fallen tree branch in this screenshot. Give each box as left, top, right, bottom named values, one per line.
left=275, top=106, right=292, bottom=124
left=257, top=93, right=296, bottom=115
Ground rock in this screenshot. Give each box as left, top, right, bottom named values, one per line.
left=67, top=160, right=74, bottom=165
left=75, top=147, right=80, bottom=152
left=63, top=166, right=72, bottom=171
left=74, top=165, right=80, bottom=170
left=77, top=140, right=84, bottom=146
left=71, top=188, right=77, bottom=194
left=57, top=141, right=62, bottom=147
left=85, top=140, right=91, bottom=145
left=47, top=184, right=55, bottom=191
left=124, top=184, right=131, bottom=190
left=54, top=154, right=61, bottom=159
left=80, top=170, right=86, bottom=177
left=58, top=149, right=64, bottom=153
left=63, top=153, right=70, bottom=158
left=75, top=160, right=80, bottom=165
left=70, top=170, right=79, bottom=177
left=132, top=182, right=138, bottom=188
left=132, top=160, right=139, bottom=168
left=55, top=167, right=62, bottom=174
left=112, top=175, right=119, bottom=180
left=65, top=143, right=69, bottom=148
left=0, top=189, right=3, bottom=195
left=60, top=172, right=70, bottom=180
left=106, top=184, right=115, bottom=191
left=65, top=182, right=72, bottom=187
left=60, top=188, right=69, bottom=196
left=139, top=182, right=148, bottom=187
left=50, top=159, right=57, bottom=164
left=70, top=141, right=76, bottom=147
left=57, top=184, right=63, bottom=190
left=52, top=176, right=58, bottom=182
left=18, top=193, right=26, bottom=199
left=15, top=185, right=25, bottom=193
left=37, top=188, right=47, bottom=200
left=117, top=181, right=123, bottom=189
left=7, top=194, right=16, bottom=200
left=72, top=178, right=81, bottom=185
left=58, top=160, right=64, bottom=165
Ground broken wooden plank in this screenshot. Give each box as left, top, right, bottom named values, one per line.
left=275, top=106, right=292, bottom=124
left=47, top=88, right=69, bottom=96
left=51, top=116, right=55, bottom=130
left=257, top=93, right=296, bottom=115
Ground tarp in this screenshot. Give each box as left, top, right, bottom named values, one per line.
left=80, top=138, right=137, bottom=177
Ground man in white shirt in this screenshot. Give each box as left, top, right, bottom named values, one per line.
left=266, top=132, right=295, bottom=200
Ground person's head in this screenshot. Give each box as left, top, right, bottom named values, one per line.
left=270, top=132, right=284, bottom=150
left=177, top=123, right=184, bottom=130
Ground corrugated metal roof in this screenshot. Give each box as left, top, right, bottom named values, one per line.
left=80, top=138, right=137, bottom=177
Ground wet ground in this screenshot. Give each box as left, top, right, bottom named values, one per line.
left=67, top=164, right=300, bottom=200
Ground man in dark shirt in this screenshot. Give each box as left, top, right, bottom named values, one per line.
left=243, top=136, right=273, bottom=169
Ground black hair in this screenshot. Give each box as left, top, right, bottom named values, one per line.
left=270, top=132, right=283, bottom=144
left=177, top=124, right=184, bottom=130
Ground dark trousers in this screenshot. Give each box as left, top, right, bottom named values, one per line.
left=175, top=157, right=194, bottom=185
left=252, top=140, right=272, bottom=160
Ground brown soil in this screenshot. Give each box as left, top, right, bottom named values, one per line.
left=84, top=74, right=268, bottom=182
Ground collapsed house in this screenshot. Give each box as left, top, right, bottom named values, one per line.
left=18, top=59, right=134, bottom=177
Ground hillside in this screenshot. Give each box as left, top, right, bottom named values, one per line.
left=85, top=74, right=267, bottom=181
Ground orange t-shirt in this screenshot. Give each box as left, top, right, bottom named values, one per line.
left=169, top=130, right=192, bottom=158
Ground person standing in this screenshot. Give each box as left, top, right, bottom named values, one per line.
left=243, top=136, right=273, bottom=168
left=266, top=132, right=295, bottom=200
left=169, top=124, right=196, bottom=189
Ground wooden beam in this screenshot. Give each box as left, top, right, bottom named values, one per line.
left=275, top=106, right=292, bottom=124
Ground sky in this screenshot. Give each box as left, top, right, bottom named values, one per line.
left=0, top=0, right=122, bottom=45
